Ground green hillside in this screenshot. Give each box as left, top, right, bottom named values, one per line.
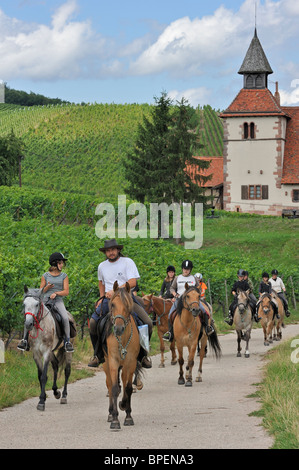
left=0, top=102, right=223, bottom=197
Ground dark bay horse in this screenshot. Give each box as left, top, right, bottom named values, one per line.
left=22, top=286, right=75, bottom=411
left=173, top=284, right=221, bottom=386
left=142, top=294, right=177, bottom=368
left=103, top=281, right=141, bottom=430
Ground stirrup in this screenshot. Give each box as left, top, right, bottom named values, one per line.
left=17, top=339, right=28, bottom=351
left=65, top=341, right=74, bottom=353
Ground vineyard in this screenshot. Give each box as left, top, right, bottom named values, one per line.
left=0, top=102, right=223, bottom=197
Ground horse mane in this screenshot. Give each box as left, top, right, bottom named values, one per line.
left=176, top=286, right=200, bottom=317
left=109, top=287, right=134, bottom=314
left=260, top=292, right=272, bottom=301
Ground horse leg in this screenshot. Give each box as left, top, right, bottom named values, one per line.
left=109, top=363, right=121, bottom=430
left=177, top=346, right=185, bottom=385
left=244, top=330, right=251, bottom=358
left=36, top=356, right=50, bottom=411
left=237, top=331, right=242, bottom=357
left=170, top=340, right=177, bottom=365
left=60, top=355, right=71, bottom=404
left=120, top=366, right=135, bottom=426
left=157, top=328, right=165, bottom=368
left=196, top=336, right=207, bottom=383
left=51, top=354, right=61, bottom=399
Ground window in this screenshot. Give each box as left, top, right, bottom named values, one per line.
left=250, top=122, right=255, bottom=139
left=243, top=122, right=248, bottom=139
left=256, top=75, right=263, bottom=87
left=241, top=185, right=268, bottom=200
left=292, top=190, right=299, bottom=202
left=243, top=122, right=255, bottom=139
left=246, top=75, right=254, bottom=88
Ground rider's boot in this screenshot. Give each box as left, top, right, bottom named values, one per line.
left=224, top=311, right=233, bottom=326
left=17, top=331, right=30, bottom=351
left=64, top=337, right=74, bottom=353
left=163, top=320, right=174, bottom=342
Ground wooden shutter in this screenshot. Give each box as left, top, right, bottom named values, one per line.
left=241, top=185, right=248, bottom=200
left=262, top=185, right=269, bottom=199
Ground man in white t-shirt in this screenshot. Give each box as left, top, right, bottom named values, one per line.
left=269, top=269, right=291, bottom=317
left=88, top=239, right=152, bottom=368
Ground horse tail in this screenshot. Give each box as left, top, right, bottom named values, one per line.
left=208, top=330, right=222, bottom=359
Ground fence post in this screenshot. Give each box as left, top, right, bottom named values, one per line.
left=289, top=276, right=297, bottom=309
left=224, top=279, right=229, bottom=313
left=207, top=279, right=212, bottom=310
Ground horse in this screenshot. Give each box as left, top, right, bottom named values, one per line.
left=103, top=281, right=142, bottom=430
left=233, top=289, right=253, bottom=358
left=142, top=294, right=177, bottom=368
left=173, top=284, right=221, bottom=386
left=271, top=291, right=285, bottom=341
left=257, top=293, right=276, bottom=346
left=22, top=286, right=76, bottom=411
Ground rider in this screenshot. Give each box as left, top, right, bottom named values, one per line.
left=269, top=269, right=291, bottom=317
left=18, top=252, right=74, bottom=353
left=257, top=272, right=279, bottom=319
left=225, top=269, right=257, bottom=325
left=88, top=239, right=153, bottom=368
left=159, top=265, right=176, bottom=299
left=163, top=260, right=211, bottom=341
left=194, top=273, right=208, bottom=300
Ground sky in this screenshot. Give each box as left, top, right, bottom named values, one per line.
left=0, top=0, right=299, bottom=110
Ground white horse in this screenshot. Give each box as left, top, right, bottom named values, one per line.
left=22, top=286, right=75, bottom=411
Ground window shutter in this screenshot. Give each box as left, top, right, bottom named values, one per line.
left=241, top=185, right=248, bottom=200
left=262, top=185, right=268, bottom=199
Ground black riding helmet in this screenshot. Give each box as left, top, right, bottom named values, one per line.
left=49, top=252, right=68, bottom=267
left=166, top=265, right=176, bottom=273
left=182, top=260, right=193, bottom=271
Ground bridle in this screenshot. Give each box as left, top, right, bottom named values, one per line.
left=111, top=308, right=133, bottom=360
left=24, top=295, right=45, bottom=339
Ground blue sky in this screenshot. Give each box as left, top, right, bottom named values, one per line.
left=0, top=0, right=299, bottom=109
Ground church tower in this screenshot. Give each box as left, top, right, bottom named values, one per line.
left=219, top=28, right=296, bottom=216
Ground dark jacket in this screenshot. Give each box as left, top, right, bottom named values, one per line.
left=231, top=280, right=250, bottom=294
left=159, top=279, right=174, bottom=299
left=259, top=281, right=272, bottom=294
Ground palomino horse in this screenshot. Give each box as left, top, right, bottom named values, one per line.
left=257, top=293, right=276, bottom=346
left=233, top=289, right=252, bottom=358
left=103, top=281, right=141, bottom=430
left=173, top=284, right=221, bottom=386
left=142, top=294, right=177, bottom=368
left=22, top=286, right=75, bottom=411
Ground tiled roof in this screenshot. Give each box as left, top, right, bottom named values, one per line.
left=220, top=88, right=289, bottom=117
left=238, top=29, right=273, bottom=75
left=281, top=106, right=299, bottom=184
left=187, top=157, right=223, bottom=188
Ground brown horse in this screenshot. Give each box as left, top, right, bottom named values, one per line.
left=142, top=294, right=177, bottom=368
left=271, top=292, right=285, bottom=341
left=103, top=281, right=141, bottom=430
left=257, top=293, right=276, bottom=346
left=173, top=284, right=221, bottom=386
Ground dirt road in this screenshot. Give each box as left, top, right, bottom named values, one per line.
left=1, top=325, right=298, bottom=450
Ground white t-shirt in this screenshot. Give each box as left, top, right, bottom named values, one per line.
left=269, top=277, right=285, bottom=294
left=172, top=274, right=197, bottom=297
left=98, top=256, right=140, bottom=293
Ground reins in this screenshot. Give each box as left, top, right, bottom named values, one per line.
left=111, top=312, right=133, bottom=360
left=25, top=303, right=45, bottom=339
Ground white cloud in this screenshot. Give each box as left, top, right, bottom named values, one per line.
left=168, top=87, right=211, bottom=107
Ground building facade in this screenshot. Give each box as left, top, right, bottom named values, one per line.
left=220, top=29, right=299, bottom=215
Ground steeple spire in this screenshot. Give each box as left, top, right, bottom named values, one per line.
left=238, top=28, right=273, bottom=89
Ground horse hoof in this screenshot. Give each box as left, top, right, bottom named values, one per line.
left=178, top=378, right=185, bottom=385
left=37, top=403, right=45, bottom=411
left=159, top=363, right=165, bottom=368
left=264, top=342, right=269, bottom=346
left=171, top=360, right=177, bottom=365
left=60, top=397, right=67, bottom=404
left=245, top=353, right=250, bottom=358
left=195, top=377, right=202, bottom=382
left=107, top=414, right=113, bottom=422
left=124, top=417, right=134, bottom=426
left=185, top=380, right=192, bottom=387
left=54, top=391, right=61, bottom=400
left=237, top=353, right=242, bottom=357
left=110, top=420, right=121, bottom=430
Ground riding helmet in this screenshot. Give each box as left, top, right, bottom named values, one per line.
left=271, top=269, right=278, bottom=275
left=262, top=272, right=269, bottom=278
left=49, top=252, right=68, bottom=266
left=237, top=269, right=245, bottom=276
left=182, top=260, right=193, bottom=270
left=166, top=265, right=176, bottom=273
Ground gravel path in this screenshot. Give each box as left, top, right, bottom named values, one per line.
left=1, top=324, right=298, bottom=450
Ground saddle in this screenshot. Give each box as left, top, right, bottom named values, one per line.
left=45, top=300, right=77, bottom=341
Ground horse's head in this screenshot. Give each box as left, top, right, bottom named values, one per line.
left=182, top=283, right=201, bottom=317
left=142, top=294, right=153, bottom=314
left=110, top=281, right=133, bottom=336
left=260, top=294, right=272, bottom=315
left=237, top=289, right=250, bottom=313
left=23, top=285, right=44, bottom=331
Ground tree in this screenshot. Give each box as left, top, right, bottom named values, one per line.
left=0, top=130, right=24, bottom=186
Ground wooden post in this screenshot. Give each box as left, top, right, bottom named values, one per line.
left=289, top=276, right=297, bottom=309
left=207, top=279, right=213, bottom=310
left=224, top=279, right=229, bottom=312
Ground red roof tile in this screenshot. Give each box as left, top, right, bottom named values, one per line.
left=220, top=88, right=289, bottom=117
left=281, top=106, right=299, bottom=184
left=187, top=157, right=223, bottom=188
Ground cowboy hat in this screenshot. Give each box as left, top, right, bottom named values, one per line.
left=99, top=239, right=124, bottom=253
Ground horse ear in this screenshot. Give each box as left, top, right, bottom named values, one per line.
left=185, top=282, right=189, bottom=291
left=40, top=286, right=45, bottom=298
left=24, top=285, right=28, bottom=293
left=113, top=281, right=119, bottom=291
left=245, top=289, right=250, bottom=296
left=125, top=282, right=131, bottom=293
